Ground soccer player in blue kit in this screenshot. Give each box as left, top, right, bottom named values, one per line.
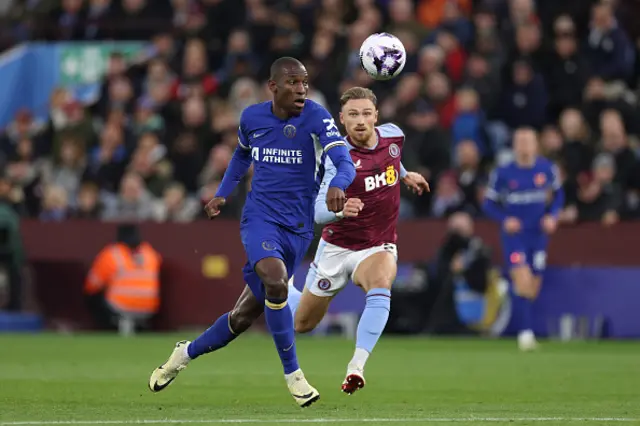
left=483, top=127, right=564, bottom=351
left=148, top=57, right=356, bottom=407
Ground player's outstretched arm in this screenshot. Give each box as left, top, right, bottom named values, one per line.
left=482, top=169, right=508, bottom=222
left=541, top=165, right=566, bottom=234
left=548, top=165, right=565, bottom=219
left=205, top=145, right=252, bottom=219
left=214, top=144, right=252, bottom=199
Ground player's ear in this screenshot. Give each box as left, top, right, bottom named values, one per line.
left=267, top=79, right=277, bottom=94
left=339, top=111, right=344, bottom=125
left=374, top=109, right=379, bottom=124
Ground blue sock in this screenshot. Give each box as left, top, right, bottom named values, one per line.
left=265, top=297, right=300, bottom=375
left=516, top=295, right=534, bottom=332
left=187, top=312, right=238, bottom=359
left=356, top=288, right=391, bottom=353
left=287, top=282, right=302, bottom=321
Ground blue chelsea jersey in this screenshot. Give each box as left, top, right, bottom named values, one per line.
left=485, top=157, right=563, bottom=232
left=238, top=100, right=346, bottom=234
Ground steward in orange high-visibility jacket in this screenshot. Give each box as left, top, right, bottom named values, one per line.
left=84, top=224, right=162, bottom=330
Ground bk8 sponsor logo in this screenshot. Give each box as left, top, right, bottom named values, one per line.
left=364, top=165, right=398, bottom=192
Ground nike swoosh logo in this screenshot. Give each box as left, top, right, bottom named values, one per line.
left=150, top=365, right=174, bottom=392
left=292, top=392, right=314, bottom=399
left=253, top=132, right=266, bottom=138
left=354, top=160, right=362, bottom=169
left=152, top=376, right=175, bottom=392
left=283, top=343, right=294, bottom=352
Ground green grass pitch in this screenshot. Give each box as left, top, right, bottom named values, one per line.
left=0, top=333, right=638, bottom=425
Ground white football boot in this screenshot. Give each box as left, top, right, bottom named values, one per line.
left=286, top=369, right=320, bottom=407
left=149, top=340, right=191, bottom=392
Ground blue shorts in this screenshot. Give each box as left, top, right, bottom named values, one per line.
left=240, top=217, right=312, bottom=300
left=501, top=232, right=548, bottom=276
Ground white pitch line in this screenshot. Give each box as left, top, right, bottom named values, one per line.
left=1, top=418, right=639, bottom=425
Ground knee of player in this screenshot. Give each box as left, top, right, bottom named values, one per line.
left=361, top=277, right=393, bottom=293
left=229, top=310, right=253, bottom=334
left=262, top=278, right=289, bottom=299
left=511, top=268, right=536, bottom=299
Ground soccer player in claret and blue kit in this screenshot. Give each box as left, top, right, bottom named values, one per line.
left=482, top=127, right=564, bottom=351
left=286, top=87, right=430, bottom=395
left=148, top=57, right=356, bottom=407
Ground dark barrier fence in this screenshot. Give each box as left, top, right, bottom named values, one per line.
left=22, top=219, right=639, bottom=330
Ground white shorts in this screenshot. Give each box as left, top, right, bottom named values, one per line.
left=305, top=239, right=398, bottom=297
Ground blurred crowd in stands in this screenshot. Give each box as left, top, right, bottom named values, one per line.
left=0, top=0, right=639, bottom=225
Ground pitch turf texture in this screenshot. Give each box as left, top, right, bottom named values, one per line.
left=0, top=334, right=638, bottom=426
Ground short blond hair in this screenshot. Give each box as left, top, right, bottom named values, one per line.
left=340, top=87, right=377, bottom=107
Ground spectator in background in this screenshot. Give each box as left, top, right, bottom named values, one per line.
left=151, top=181, right=199, bottom=222
left=101, top=172, right=154, bottom=221
left=426, top=211, right=494, bottom=335
left=131, top=97, right=165, bottom=138
left=72, top=181, right=103, bottom=219
left=425, top=72, right=455, bottom=129
left=431, top=171, right=464, bottom=217
left=499, top=58, right=547, bottom=131
left=562, top=153, right=621, bottom=226
left=545, top=15, right=591, bottom=120
left=198, top=144, right=231, bottom=187
left=451, top=87, right=488, bottom=158
left=433, top=30, right=467, bottom=85
left=171, top=38, right=218, bottom=100
left=39, top=184, right=69, bottom=221
left=386, top=0, right=429, bottom=42
left=453, top=140, right=487, bottom=217
left=53, top=0, right=85, bottom=41
left=0, top=170, right=25, bottom=311
left=86, top=123, right=127, bottom=193
left=463, top=53, right=501, bottom=118
left=507, top=22, right=545, bottom=74
left=0, top=0, right=638, bottom=225
left=0, top=108, right=46, bottom=161
left=417, top=45, right=445, bottom=77
left=539, top=125, right=563, bottom=163
left=417, top=0, right=472, bottom=30
left=586, top=2, right=635, bottom=83
left=558, top=108, right=595, bottom=181
left=599, top=109, right=637, bottom=188
left=129, top=132, right=170, bottom=194
left=39, top=136, right=86, bottom=200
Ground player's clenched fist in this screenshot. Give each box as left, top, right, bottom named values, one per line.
left=503, top=216, right=522, bottom=234
left=205, top=196, right=226, bottom=219
left=326, top=187, right=347, bottom=213
left=340, top=198, right=364, bottom=218
left=541, top=214, right=557, bottom=234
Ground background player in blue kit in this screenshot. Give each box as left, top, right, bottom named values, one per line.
left=482, top=127, right=564, bottom=351
left=148, top=57, right=356, bottom=407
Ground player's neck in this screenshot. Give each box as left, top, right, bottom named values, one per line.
left=515, top=156, right=536, bottom=168
left=349, top=133, right=377, bottom=149
left=271, top=103, right=289, bottom=120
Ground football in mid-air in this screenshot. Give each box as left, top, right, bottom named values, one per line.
left=359, top=32, right=406, bottom=81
